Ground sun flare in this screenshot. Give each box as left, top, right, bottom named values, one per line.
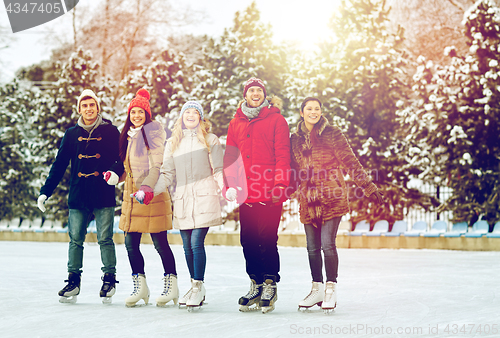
left=266, top=0, right=342, bottom=51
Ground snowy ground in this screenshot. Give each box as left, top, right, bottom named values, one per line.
left=0, top=241, right=499, bottom=338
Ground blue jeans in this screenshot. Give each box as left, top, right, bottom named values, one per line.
left=67, top=207, right=116, bottom=275
left=180, top=228, right=209, bottom=281
left=124, top=231, right=177, bottom=275
left=304, top=217, right=341, bottom=283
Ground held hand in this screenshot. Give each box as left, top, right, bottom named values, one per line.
left=371, top=191, right=385, bottom=204
left=133, top=185, right=154, bottom=205
left=226, top=187, right=237, bottom=202
left=37, top=195, right=47, bottom=213
left=271, top=185, right=285, bottom=204
left=103, top=171, right=119, bottom=185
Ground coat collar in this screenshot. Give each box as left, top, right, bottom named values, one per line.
left=296, top=115, right=329, bottom=137
left=235, top=104, right=279, bottom=122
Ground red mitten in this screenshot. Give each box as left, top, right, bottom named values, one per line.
left=140, top=185, right=154, bottom=205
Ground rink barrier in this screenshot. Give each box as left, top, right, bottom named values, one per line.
left=1, top=228, right=499, bottom=250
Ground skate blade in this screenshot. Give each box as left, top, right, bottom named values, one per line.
left=323, top=308, right=335, bottom=314
left=239, top=304, right=261, bottom=312
left=298, top=302, right=322, bottom=312
left=59, top=296, right=77, bottom=304
left=261, top=304, right=275, bottom=314
left=157, top=297, right=179, bottom=307
left=125, top=302, right=150, bottom=308
left=186, top=299, right=205, bottom=312
left=101, top=297, right=113, bottom=304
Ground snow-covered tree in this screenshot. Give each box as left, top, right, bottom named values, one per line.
left=0, top=81, right=41, bottom=220
left=407, top=0, right=500, bottom=225
left=118, top=50, right=194, bottom=132
left=190, top=1, right=288, bottom=136
left=310, top=0, right=437, bottom=225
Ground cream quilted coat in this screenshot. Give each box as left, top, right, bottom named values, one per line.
left=160, top=129, right=223, bottom=230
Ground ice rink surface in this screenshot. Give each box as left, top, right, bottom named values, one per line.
left=0, top=240, right=499, bottom=338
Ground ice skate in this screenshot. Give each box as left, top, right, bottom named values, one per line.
left=178, top=278, right=193, bottom=308
left=58, top=272, right=81, bottom=304
left=259, top=276, right=277, bottom=314
left=238, top=277, right=262, bottom=312
left=100, top=273, right=118, bottom=304
left=298, top=282, right=324, bottom=312
left=186, top=280, right=205, bottom=312
left=156, top=274, right=179, bottom=307
left=322, top=281, right=337, bottom=314
left=125, top=274, right=150, bottom=307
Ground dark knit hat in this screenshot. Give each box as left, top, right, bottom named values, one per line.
left=243, top=77, right=266, bottom=98
left=127, top=88, right=151, bottom=117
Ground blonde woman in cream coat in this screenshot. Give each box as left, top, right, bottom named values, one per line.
left=160, top=101, right=223, bottom=311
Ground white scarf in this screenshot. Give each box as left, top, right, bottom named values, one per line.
left=127, top=125, right=143, bottom=138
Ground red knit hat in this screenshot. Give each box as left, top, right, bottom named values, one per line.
left=243, top=77, right=266, bottom=98
left=127, top=88, right=151, bottom=117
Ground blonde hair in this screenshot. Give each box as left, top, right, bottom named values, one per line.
left=169, top=116, right=213, bottom=154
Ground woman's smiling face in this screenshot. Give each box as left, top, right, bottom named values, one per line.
left=183, top=108, right=201, bottom=129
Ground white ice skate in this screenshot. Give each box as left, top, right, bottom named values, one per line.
left=59, top=273, right=80, bottom=304
left=322, top=281, right=337, bottom=314
left=178, top=279, right=193, bottom=308
left=186, top=280, right=205, bottom=312
left=238, top=278, right=262, bottom=312
left=100, top=273, right=118, bottom=304
left=125, top=274, right=150, bottom=307
left=260, top=278, right=277, bottom=314
left=298, top=282, right=324, bottom=312
left=156, top=274, right=179, bottom=307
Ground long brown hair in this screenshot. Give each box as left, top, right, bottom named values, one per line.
left=118, top=112, right=153, bottom=162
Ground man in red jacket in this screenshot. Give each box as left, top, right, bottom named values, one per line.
left=224, top=77, right=290, bottom=313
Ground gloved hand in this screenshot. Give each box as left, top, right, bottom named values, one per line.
left=103, top=171, right=119, bottom=185
left=37, top=195, right=47, bottom=213
left=226, top=187, right=237, bottom=202
left=370, top=190, right=385, bottom=204
left=270, top=185, right=286, bottom=204
left=132, top=185, right=154, bottom=205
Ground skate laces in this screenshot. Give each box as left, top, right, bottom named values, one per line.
left=244, top=280, right=261, bottom=298
left=131, top=275, right=140, bottom=295
left=324, top=285, right=335, bottom=302
left=160, top=275, right=173, bottom=296
left=262, top=282, right=276, bottom=300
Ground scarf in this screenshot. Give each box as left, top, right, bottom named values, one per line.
left=127, top=125, right=143, bottom=138
left=78, top=114, right=103, bottom=136
left=241, top=99, right=269, bottom=120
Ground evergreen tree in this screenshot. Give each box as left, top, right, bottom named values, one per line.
left=312, top=0, right=437, bottom=225
left=118, top=50, right=194, bottom=132
left=0, top=81, right=41, bottom=220
left=190, top=1, right=288, bottom=136
left=408, top=0, right=500, bottom=225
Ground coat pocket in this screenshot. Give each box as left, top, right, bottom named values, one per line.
left=194, top=189, right=219, bottom=214
left=172, top=194, right=185, bottom=219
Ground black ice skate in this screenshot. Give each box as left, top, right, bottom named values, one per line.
left=100, top=273, right=118, bottom=304
left=238, top=277, right=262, bottom=312
left=58, top=272, right=81, bottom=304
left=259, top=276, right=277, bottom=314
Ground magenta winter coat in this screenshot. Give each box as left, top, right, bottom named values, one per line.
left=224, top=97, right=291, bottom=204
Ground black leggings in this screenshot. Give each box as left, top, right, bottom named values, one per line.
left=124, top=231, right=177, bottom=275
